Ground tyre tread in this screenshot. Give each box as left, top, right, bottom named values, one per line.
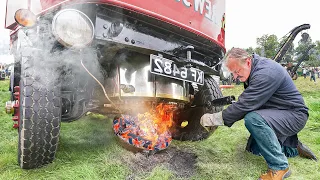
left=18, top=49, right=61, bottom=169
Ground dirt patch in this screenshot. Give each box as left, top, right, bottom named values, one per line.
left=122, top=146, right=197, bottom=179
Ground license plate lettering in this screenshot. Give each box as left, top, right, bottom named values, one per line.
left=153, top=58, right=163, bottom=73
left=163, top=61, right=172, bottom=75
left=190, top=68, right=197, bottom=82
left=180, top=67, right=187, bottom=79
left=197, top=71, right=203, bottom=83
left=150, top=54, right=204, bottom=85
left=172, top=64, right=180, bottom=76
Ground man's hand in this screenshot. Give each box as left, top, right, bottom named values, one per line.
left=200, top=112, right=224, bottom=131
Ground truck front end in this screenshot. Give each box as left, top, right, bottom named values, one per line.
left=5, top=0, right=226, bottom=169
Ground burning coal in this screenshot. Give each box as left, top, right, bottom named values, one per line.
left=113, top=103, right=176, bottom=152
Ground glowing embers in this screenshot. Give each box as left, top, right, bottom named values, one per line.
left=113, top=103, right=176, bottom=152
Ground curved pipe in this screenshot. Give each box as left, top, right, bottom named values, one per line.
left=274, top=24, right=310, bottom=63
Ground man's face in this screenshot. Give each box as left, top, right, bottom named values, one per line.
left=226, top=57, right=252, bottom=82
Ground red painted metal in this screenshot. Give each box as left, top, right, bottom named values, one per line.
left=5, top=0, right=225, bottom=51
left=12, top=86, right=20, bottom=129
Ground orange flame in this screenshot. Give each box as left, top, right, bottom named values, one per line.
left=137, top=103, right=175, bottom=147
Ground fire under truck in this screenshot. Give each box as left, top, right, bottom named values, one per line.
left=4, top=0, right=230, bottom=169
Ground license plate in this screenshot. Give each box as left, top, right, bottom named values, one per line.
left=150, top=54, right=204, bottom=85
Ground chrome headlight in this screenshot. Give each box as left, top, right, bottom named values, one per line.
left=52, top=9, right=94, bottom=48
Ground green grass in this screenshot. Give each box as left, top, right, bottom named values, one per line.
left=0, top=77, right=319, bottom=180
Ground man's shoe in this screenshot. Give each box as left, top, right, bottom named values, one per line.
left=297, top=140, right=318, bottom=161
left=258, top=168, right=291, bottom=180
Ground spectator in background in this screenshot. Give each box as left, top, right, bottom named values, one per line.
left=5, top=68, right=9, bottom=78
left=310, top=68, right=316, bottom=82
left=303, top=68, right=307, bottom=79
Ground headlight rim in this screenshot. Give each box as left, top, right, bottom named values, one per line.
left=52, top=9, right=94, bottom=48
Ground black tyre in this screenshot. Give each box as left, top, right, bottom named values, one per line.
left=173, top=76, right=223, bottom=141
left=17, top=48, right=61, bottom=169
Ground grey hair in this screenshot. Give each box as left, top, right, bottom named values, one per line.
left=223, top=48, right=251, bottom=65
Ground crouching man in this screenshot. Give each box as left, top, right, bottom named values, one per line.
left=201, top=48, right=317, bottom=180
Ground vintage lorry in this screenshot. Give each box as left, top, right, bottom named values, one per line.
left=4, top=0, right=229, bottom=169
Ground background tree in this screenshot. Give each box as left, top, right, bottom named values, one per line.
left=295, top=32, right=312, bottom=56
left=308, top=40, right=320, bottom=67
left=242, top=32, right=320, bottom=68
left=295, top=33, right=320, bottom=67
left=245, top=47, right=255, bottom=55
left=256, top=34, right=279, bottom=58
